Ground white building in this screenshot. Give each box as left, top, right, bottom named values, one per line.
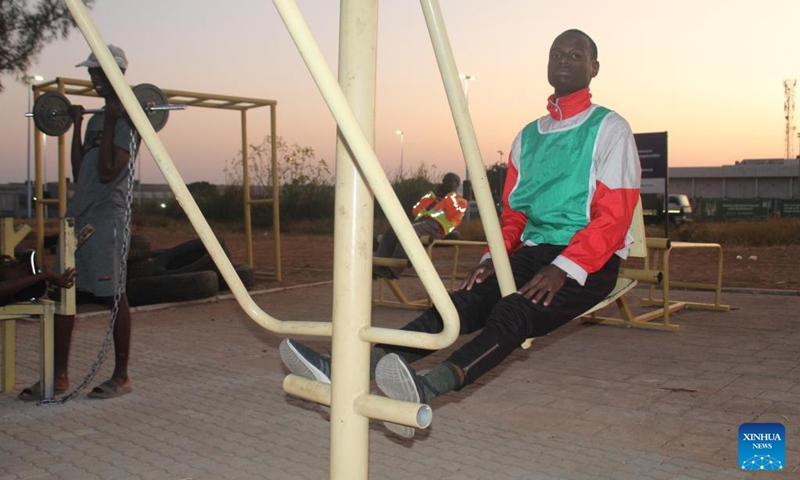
left=670, top=158, right=800, bottom=200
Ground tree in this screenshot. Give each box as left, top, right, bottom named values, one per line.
left=187, top=181, right=219, bottom=198
left=224, top=135, right=332, bottom=189
left=485, top=161, right=507, bottom=205
left=224, top=136, right=334, bottom=228
left=0, top=0, right=95, bottom=92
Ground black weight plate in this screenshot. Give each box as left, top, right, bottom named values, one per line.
left=132, top=83, right=169, bottom=132
left=32, top=92, right=73, bottom=136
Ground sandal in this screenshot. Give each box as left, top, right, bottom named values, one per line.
left=18, top=382, right=67, bottom=402
left=87, top=379, right=132, bottom=399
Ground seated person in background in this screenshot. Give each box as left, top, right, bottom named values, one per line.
left=0, top=254, right=76, bottom=307
left=373, top=172, right=468, bottom=279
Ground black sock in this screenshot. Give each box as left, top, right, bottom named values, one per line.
left=420, top=361, right=461, bottom=401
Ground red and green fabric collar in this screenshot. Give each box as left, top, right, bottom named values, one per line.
left=546, top=88, right=592, bottom=120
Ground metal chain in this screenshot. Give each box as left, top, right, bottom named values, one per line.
left=39, top=128, right=138, bottom=406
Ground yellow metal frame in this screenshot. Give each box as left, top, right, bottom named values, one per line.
left=642, top=241, right=730, bottom=313
left=583, top=238, right=730, bottom=332
left=0, top=301, right=55, bottom=399
left=373, top=236, right=488, bottom=310
left=60, top=1, right=516, bottom=478
left=0, top=217, right=74, bottom=400
left=29, top=77, right=282, bottom=280
left=583, top=234, right=681, bottom=332
left=582, top=237, right=681, bottom=332
left=426, top=237, right=490, bottom=292
left=59, top=0, right=471, bottom=458
left=374, top=278, right=425, bottom=309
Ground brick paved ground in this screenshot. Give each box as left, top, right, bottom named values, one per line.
left=2, top=283, right=799, bottom=479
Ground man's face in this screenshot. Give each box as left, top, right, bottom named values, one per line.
left=88, top=67, right=114, bottom=97
left=547, top=32, right=598, bottom=97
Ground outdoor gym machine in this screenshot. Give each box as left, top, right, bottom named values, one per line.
left=61, top=0, right=514, bottom=478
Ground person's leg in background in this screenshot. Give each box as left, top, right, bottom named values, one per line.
left=373, top=226, right=399, bottom=279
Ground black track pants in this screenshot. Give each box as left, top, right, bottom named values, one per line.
left=379, top=245, right=620, bottom=387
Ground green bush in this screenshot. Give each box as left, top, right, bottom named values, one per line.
left=376, top=180, right=434, bottom=221
left=279, top=183, right=335, bottom=222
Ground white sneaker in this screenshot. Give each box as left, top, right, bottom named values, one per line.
left=375, top=353, right=426, bottom=439
left=279, top=339, right=331, bottom=384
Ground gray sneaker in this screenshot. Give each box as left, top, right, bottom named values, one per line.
left=375, top=353, right=426, bottom=439
left=279, top=339, right=331, bottom=384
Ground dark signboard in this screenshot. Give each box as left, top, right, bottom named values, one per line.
left=634, top=132, right=668, bottom=195
left=779, top=200, right=800, bottom=218
left=698, top=199, right=770, bottom=220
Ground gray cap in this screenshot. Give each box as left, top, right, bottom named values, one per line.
left=76, top=44, right=128, bottom=70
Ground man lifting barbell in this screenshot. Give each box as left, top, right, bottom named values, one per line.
left=28, top=80, right=181, bottom=137
left=19, top=44, right=138, bottom=401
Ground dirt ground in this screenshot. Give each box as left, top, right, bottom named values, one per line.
left=131, top=223, right=800, bottom=292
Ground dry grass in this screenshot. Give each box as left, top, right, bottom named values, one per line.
left=280, top=218, right=336, bottom=235
left=650, top=218, right=800, bottom=246
left=26, top=213, right=800, bottom=247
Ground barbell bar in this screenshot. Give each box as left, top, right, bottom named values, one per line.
left=25, top=83, right=184, bottom=136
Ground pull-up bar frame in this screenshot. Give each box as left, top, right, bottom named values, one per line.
left=29, top=77, right=282, bottom=280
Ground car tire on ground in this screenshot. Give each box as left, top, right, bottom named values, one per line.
left=152, top=237, right=229, bottom=276
left=216, top=264, right=257, bottom=291
left=127, top=270, right=219, bottom=307
left=126, top=258, right=155, bottom=280
left=128, top=235, right=152, bottom=262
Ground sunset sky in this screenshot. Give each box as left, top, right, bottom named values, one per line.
left=1, top=0, right=798, bottom=185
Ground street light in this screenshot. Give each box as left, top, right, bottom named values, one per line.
left=459, top=73, right=477, bottom=218
left=395, top=130, right=404, bottom=179
left=459, top=73, right=476, bottom=106
left=23, top=74, right=44, bottom=218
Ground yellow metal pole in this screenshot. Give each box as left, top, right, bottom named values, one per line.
left=271, top=105, right=282, bottom=281
left=327, top=0, right=378, bottom=477
left=34, top=122, right=44, bottom=268
left=272, top=0, right=459, bottom=350
left=419, top=0, right=515, bottom=296
left=1, top=219, right=19, bottom=392
left=58, top=217, right=76, bottom=316
left=241, top=110, right=253, bottom=267
left=283, top=375, right=433, bottom=431
left=58, top=80, right=68, bottom=218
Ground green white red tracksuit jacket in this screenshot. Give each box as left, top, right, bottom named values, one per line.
left=489, top=88, right=641, bottom=285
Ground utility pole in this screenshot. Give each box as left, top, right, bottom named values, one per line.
left=784, top=79, right=796, bottom=159
left=395, top=130, right=404, bottom=179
